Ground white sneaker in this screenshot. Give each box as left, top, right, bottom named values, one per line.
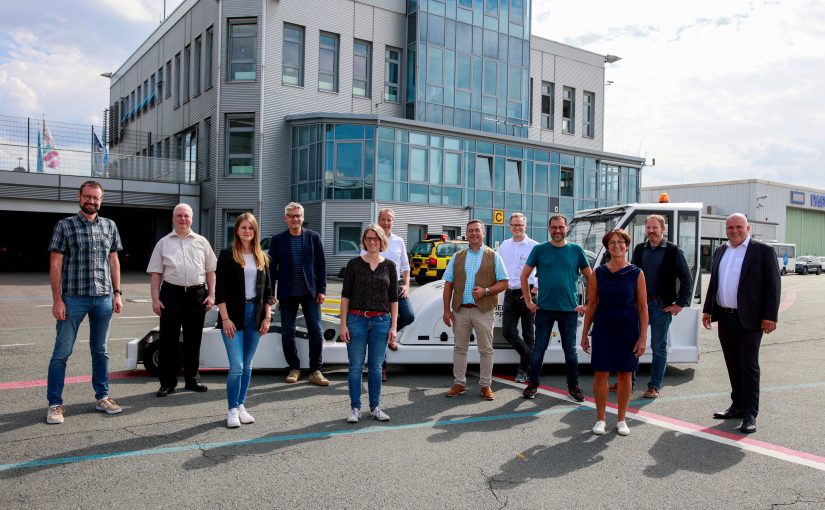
left=616, top=421, right=630, bottom=436
left=227, top=408, right=241, bottom=428
left=369, top=408, right=390, bottom=421
left=592, top=420, right=606, bottom=435
left=46, top=405, right=64, bottom=424
left=346, top=408, right=362, bottom=423
left=238, top=404, right=255, bottom=424
left=95, top=397, right=122, bottom=414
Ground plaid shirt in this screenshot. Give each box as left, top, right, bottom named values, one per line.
left=48, top=213, right=122, bottom=296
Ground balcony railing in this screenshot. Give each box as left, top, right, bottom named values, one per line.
left=0, top=114, right=195, bottom=184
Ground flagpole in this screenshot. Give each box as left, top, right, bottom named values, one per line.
left=27, top=117, right=30, bottom=172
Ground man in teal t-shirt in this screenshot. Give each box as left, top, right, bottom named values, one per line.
left=519, top=214, right=592, bottom=402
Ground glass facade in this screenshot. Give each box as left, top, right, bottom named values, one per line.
left=406, top=0, right=531, bottom=137
left=291, top=121, right=640, bottom=245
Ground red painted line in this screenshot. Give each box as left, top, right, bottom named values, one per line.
left=0, top=370, right=150, bottom=390
left=496, top=374, right=825, bottom=467
left=779, top=289, right=796, bottom=313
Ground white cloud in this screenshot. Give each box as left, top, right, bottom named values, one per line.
left=534, top=0, right=825, bottom=189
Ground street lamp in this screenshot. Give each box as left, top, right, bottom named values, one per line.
left=100, top=72, right=113, bottom=78
left=604, top=54, right=622, bottom=64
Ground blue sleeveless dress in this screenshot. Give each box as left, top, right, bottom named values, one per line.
left=590, top=264, right=641, bottom=372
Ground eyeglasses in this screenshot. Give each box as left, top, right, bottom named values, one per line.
left=364, top=237, right=381, bottom=243
left=286, top=214, right=303, bottom=219
left=608, top=240, right=626, bottom=246
left=81, top=194, right=102, bottom=202
left=510, top=223, right=526, bottom=228
left=549, top=226, right=566, bottom=231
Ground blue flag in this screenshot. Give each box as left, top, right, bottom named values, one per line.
left=37, top=130, right=44, bottom=173
left=92, top=130, right=104, bottom=177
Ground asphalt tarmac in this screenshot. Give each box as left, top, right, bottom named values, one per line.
left=1, top=271, right=824, bottom=509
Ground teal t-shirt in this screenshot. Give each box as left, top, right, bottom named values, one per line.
left=526, top=242, right=589, bottom=311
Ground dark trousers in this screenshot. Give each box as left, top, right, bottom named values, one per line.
left=158, top=283, right=207, bottom=388
left=717, top=310, right=763, bottom=418
left=501, top=290, right=535, bottom=372
left=279, top=295, right=324, bottom=372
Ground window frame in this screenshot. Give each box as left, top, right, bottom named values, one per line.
left=228, top=19, right=258, bottom=82
left=225, top=115, right=256, bottom=177
left=562, top=86, right=575, bottom=134
left=384, top=46, right=401, bottom=103
left=193, top=36, right=202, bottom=96
left=541, top=81, right=554, bottom=130
left=353, top=39, right=372, bottom=98
left=183, top=44, right=191, bottom=102
left=282, top=23, right=305, bottom=87
left=335, top=222, right=363, bottom=255
left=205, top=26, right=214, bottom=89
left=318, top=31, right=339, bottom=93
left=583, top=91, right=595, bottom=138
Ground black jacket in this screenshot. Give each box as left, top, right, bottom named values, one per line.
left=268, top=228, right=327, bottom=300
left=702, top=238, right=781, bottom=329
left=631, top=240, right=693, bottom=308
left=215, top=248, right=274, bottom=329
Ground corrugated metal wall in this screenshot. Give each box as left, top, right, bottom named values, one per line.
left=787, top=207, right=825, bottom=256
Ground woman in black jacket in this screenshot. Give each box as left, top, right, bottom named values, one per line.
left=215, top=213, right=274, bottom=428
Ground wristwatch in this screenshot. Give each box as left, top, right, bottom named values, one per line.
left=113, top=289, right=122, bottom=295
left=484, top=287, right=490, bottom=297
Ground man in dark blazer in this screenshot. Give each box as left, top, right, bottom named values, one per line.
left=702, top=213, right=780, bottom=434
left=268, top=202, right=328, bottom=386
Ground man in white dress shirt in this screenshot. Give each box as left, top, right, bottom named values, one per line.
left=496, top=213, right=538, bottom=383
left=147, top=203, right=217, bottom=397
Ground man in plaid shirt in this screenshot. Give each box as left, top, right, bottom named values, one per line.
left=46, top=181, right=124, bottom=424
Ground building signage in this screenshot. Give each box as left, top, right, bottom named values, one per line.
left=493, top=209, right=504, bottom=225
left=812, top=194, right=825, bottom=209
left=790, top=191, right=805, bottom=205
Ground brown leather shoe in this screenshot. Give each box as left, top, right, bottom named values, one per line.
left=381, top=367, right=388, bottom=382
left=445, top=384, right=466, bottom=397
left=643, top=387, right=660, bottom=399
left=480, top=386, right=496, bottom=401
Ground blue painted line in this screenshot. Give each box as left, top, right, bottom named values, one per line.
left=0, top=405, right=587, bottom=472
left=3, top=380, right=822, bottom=472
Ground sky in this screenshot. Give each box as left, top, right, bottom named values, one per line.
left=1, top=0, right=823, bottom=188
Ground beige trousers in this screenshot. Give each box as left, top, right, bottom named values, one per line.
left=452, top=306, right=495, bottom=388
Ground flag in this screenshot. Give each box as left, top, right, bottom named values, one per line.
left=37, top=130, right=44, bottom=173
left=42, top=118, right=60, bottom=170
left=92, top=130, right=104, bottom=177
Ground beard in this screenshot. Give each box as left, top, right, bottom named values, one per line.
left=81, top=202, right=99, bottom=215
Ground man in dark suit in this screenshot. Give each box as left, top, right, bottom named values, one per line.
left=268, top=202, right=328, bottom=386
left=702, top=213, right=780, bottom=434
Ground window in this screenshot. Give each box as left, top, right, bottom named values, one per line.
left=194, top=36, right=202, bottom=96
left=319, top=32, right=339, bottom=92
left=202, top=118, right=211, bottom=181
left=205, top=27, right=213, bottom=89
left=143, top=79, right=148, bottom=109
left=165, top=61, right=172, bottom=98
left=541, top=81, right=554, bottom=129
left=174, top=53, right=181, bottom=107
left=182, top=127, right=198, bottom=183
left=283, top=24, right=304, bottom=86
left=505, top=160, right=521, bottom=192
left=584, top=91, right=595, bottom=138
left=384, top=47, right=401, bottom=102
left=225, top=116, right=255, bottom=176
left=475, top=155, right=492, bottom=189
left=183, top=45, right=191, bottom=101
left=560, top=167, right=574, bottom=197
left=335, top=223, right=362, bottom=254
left=562, top=86, right=575, bottom=134
left=353, top=40, right=371, bottom=97
left=157, top=67, right=163, bottom=103
left=229, top=20, right=257, bottom=80
left=136, top=85, right=141, bottom=116
left=150, top=74, right=156, bottom=105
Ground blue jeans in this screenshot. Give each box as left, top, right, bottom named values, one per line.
left=279, top=295, right=324, bottom=371
left=647, top=299, right=673, bottom=390
left=221, top=302, right=261, bottom=410
left=346, top=313, right=391, bottom=410
left=397, top=296, right=415, bottom=330
left=529, top=310, right=579, bottom=388
left=47, top=294, right=113, bottom=406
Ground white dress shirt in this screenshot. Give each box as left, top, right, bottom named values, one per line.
left=361, top=232, right=410, bottom=281
left=497, top=236, right=538, bottom=289
left=716, top=235, right=750, bottom=309
left=146, top=230, right=217, bottom=287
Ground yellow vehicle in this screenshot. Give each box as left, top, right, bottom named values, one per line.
left=409, top=236, right=468, bottom=284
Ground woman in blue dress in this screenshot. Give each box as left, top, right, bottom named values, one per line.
left=581, top=229, right=649, bottom=436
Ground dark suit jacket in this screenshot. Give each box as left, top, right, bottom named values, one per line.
left=268, top=228, right=327, bottom=301
left=214, top=248, right=274, bottom=329
left=702, top=238, right=781, bottom=329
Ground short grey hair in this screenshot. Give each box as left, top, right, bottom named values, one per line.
left=509, top=212, right=527, bottom=225
left=284, top=202, right=304, bottom=215
left=377, top=208, right=395, bottom=220
left=173, top=203, right=193, bottom=216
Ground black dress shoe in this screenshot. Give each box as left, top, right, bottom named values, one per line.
left=156, top=386, right=175, bottom=397
left=713, top=406, right=743, bottom=419
left=740, top=416, right=757, bottom=434
left=185, top=382, right=208, bottom=392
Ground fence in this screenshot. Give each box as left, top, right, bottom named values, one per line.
left=0, top=114, right=195, bottom=184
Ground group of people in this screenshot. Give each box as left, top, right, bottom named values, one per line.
left=45, top=180, right=780, bottom=437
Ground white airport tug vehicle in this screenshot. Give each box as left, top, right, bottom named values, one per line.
left=126, top=201, right=702, bottom=373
